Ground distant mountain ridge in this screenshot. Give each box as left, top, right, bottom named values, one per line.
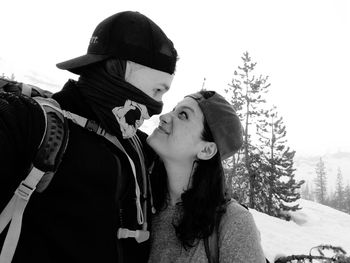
left=331, top=151, right=350, bottom=159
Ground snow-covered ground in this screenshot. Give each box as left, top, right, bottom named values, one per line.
left=251, top=199, right=350, bottom=262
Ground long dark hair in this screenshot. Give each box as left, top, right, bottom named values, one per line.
left=150, top=90, right=228, bottom=249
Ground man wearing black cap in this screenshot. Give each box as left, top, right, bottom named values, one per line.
left=0, top=11, right=177, bottom=263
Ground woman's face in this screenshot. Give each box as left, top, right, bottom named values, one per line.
left=147, top=97, right=206, bottom=162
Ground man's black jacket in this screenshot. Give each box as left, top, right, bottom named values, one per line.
left=0, top=80, right=154, bottom=262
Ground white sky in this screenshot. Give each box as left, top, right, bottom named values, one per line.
left=1, top=0, right=350, bottom=156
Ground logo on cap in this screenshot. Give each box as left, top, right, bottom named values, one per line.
left=90, top=36, right=98, bottom=44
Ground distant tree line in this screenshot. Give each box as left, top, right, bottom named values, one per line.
left=222, top=52, right=304, bottom=220
left=1, top=73, right=15, bottom=81
left=301, top=158, right=350, bottom=214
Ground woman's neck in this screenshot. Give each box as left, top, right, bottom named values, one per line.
left=163, top=159, right=195, bottom=206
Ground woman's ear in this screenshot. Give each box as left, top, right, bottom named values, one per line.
left=197, top=142, right=217, bottom=160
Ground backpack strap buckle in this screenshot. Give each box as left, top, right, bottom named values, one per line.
left=15, top=182, right=35, bottom=201
left=117, top=228, right=150, bottom=243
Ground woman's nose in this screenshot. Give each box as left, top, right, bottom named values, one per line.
left=159, top=112, right=171, bottom=124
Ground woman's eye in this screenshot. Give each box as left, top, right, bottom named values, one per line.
left=178, top=111, right=188, bottom=119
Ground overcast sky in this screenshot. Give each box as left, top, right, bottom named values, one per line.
left=1, top=0, right=349, bottom=157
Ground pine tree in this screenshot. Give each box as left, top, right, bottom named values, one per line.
left=244, top=149, right=270, bottom=212
left=327, top=189, right=337, bottom=208
left=301, top=181, right=314, bottom=201
left=314, top=158, right=327, bottom=205
left=335, top=168, right=345, bottom=211
left=344, top=183, right=350, bottom=214
left=225, top=51, right=270, bottom=208
left=256, top=106, right=304, bottom=217
left=1, top=73, right=15, bottom=81
left=10, top=73, right=15, bottom=81
left=223, top=156, right=248, bottom=202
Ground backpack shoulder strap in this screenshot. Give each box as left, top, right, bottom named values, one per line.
left=61, top=111, right=149, bottom=243
left=31, top=97, right=70, bottom=191
left=204, top=221, right=219, bottom=263
left=0, top=77, right=68, bottom=190
left=204, top=201, right=230, bottom=263
left=204, top=200, right=246, bottom=263
left=204, top=201, right=270, bottom=263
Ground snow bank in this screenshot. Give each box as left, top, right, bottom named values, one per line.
left=251, top=199, right=350, bottom=262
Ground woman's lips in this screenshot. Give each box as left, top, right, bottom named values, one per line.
left=157, top=125, right=169, bottom=135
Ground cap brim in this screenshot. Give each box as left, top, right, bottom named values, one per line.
left=56, top=54, right=110, bottom=71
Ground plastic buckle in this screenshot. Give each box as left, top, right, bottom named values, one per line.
left=85, top=120, right=99, bottom=133
left=117, top=228, right=150, bottom=243
left=15, top=181, right=35, bottom=200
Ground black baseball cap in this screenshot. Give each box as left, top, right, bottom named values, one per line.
left=186, top=91, right=243, bottom=160
left=56, top=11, right=177, bottom=74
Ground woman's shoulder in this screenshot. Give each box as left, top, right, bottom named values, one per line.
left=218, top=200, right=266, bottom=262
left=219, top=200, right=256, bottom=230
left=223, top=200, right=251, bottom=217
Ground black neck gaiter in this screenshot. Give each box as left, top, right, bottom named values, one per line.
left=76, top=61, right=163, bottom=138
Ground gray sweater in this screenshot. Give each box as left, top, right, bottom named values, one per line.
left=148, top=201, right=266, bottom=263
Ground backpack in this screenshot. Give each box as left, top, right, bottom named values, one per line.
left=0, top=77, right=151, bottom=262
left=204, top=201, right=270, bottom=263
left=0, top=77, right=70, bottom=262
